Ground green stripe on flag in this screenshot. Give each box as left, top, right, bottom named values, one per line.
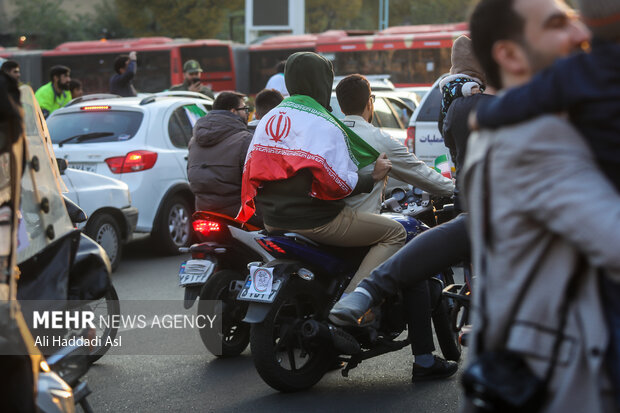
left=281, top=95, right=379, bottom=169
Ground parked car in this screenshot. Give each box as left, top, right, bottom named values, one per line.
left=405, top=76, right=452, bottom=168
left=59, top=163, right=137, bottom=271
left=48, top=91, right=213, bottom=254
left=329, top=90, right=414, bottom=144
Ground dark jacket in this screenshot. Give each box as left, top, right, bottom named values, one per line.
left=442, top=93, right=494, bottom=212
left=109, top=60, right=137, bottom=97
left=255, top=52, right=372, bottom=229
left=188, top=110, right=252, bottom=218
left=476, top=39, right=620, bottom=190
left=169, top=80, right=214, bottom=99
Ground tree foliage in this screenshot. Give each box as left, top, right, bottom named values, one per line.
left=389, top=0, right=478, bottom=26
left=113, top=0, right=243, bottom=39
left=11, top=0, right=132, bottom=49
left=12, top=0, right=74, bottom=49
left=306, top=0, right=364, bottom=33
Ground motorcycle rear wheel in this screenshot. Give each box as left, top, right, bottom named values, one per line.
left=250, top=278, right=333, bottom=392
left=198, top=270, right=250, bottom=357
left=431, top=274, right=461, bottom=362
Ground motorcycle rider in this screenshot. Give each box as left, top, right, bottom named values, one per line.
left=238, top=52, right=406, bottom=288
left=333, top=74, right=458, bottom=380
left=330, top=35, right=494, bottom=382
left=188, top=91, right=261, bottom=226
left=337, top=74, right=454, bottom=213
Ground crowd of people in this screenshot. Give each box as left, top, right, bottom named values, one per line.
left=3, top=0, right=619, bottom=410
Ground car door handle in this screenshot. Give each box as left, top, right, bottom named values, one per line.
left=184, top=156, right=188, bottom=161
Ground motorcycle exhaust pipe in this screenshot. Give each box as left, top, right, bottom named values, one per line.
left=301, top=320, right=361, bottom=355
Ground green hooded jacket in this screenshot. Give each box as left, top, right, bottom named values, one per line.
left=255, top=52, right=373, bottom=229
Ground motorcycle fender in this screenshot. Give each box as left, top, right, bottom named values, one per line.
left=243, top=302, right=272, bottom=323
left=183, top=285, right=202, bottom=309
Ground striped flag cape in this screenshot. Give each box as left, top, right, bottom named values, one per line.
left=236, top=95, right=379, bottom=222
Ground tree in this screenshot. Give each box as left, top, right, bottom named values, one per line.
left=12, top=0, right=74, bottom=49
left=114, top=0, right=243, bottom=39
left=306, top=0, right=364, bottom=33
left=389, top=0, right=478, bottom=26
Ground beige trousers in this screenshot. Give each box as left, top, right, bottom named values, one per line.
left=267, top=207, right=406, bottom=292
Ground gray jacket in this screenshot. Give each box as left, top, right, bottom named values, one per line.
left=462, top=115, right=620, bottom=413
left=343, top=115, right=453, bottom=213
left=187, top=110, right=252, bottom=217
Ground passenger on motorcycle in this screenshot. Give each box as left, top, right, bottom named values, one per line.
left=188, top=91, right=263, bottom=227
left=237, top=52, right=406, bottom=287
left=333, top=74, right=458, bottom=381
left=330, top=39, right=493, bottom=382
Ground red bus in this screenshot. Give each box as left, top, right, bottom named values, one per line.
left=41, top=37, right=236, bottom=94
left=316, top=23, right=469, bottom=87
left=247, top=34, right=318, bottom=94
left=2, top=37, right=236, bottom=94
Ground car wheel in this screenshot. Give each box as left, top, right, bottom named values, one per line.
left=86, top=213, right=123, bottom=272
left=153, top=195, right=192, bottom=254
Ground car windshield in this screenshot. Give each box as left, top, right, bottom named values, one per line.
left=47, top=110, right=144, bottom=144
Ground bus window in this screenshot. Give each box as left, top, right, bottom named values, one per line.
left=249, top=49, right=312, bottom=94
left=42, top=50, right=171, bottom=94
left=180, top=46, right=231, bottom=72
left=134, top=50, right=171, bottom=93
left=332, top=47, right=451, bottom=86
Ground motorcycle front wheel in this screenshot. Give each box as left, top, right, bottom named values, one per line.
left=198, top=270, right=250, bottom=357
left=250, top=278, right=333, bottom=392
left=87, top=284, right=120, bottom=363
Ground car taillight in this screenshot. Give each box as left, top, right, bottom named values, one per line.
left=193, top=220, right=221, bottom=236
left=80, top=105, right=111, bottom=111
left=405, top=126, right=416, bottom=153
left=105, top=150, right=158, bottom=174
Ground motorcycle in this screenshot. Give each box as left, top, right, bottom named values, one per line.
left=239, top=189, right=462, bottom=392
left=177, top=211, right=267, bottom=356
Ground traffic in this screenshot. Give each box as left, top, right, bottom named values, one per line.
left=2, top=0, right=619, bottom=412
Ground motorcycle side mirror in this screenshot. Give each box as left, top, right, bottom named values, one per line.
left=63, top=195, right=87, bottom=224
left=390, top=188, right=406, bottom=202
left=56, top=158, right=68, bottom=175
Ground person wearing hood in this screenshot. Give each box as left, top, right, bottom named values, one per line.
left=187, top=91, right=257, bottom=224
left=438, top=35, right=486, bottom=133
left=238, top=51, right=406, bottom=293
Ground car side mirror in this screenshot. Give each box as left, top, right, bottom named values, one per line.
left=56, top=158, right=68, bottom=175
left=63, top=195, right=87, bottom=224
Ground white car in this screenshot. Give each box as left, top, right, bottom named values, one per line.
left=406, top=76, right=452, bottom=168
left=48, top=91, right=213, bottom=254
left=60, top=165, right=137, bottom=271
left=329, top=90, right=413, bottom=144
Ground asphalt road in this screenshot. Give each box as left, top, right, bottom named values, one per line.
left=86, top=237, right=465, bottom=413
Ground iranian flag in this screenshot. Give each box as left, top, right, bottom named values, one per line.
left=236, top=95, right=379, bottom=222
left=434, top=154, right=452, bottom=179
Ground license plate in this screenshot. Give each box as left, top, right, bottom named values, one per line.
left=237, top=271, right=282, bottom=303
left=69, top=163, right=97, bottom=172
left=178, top=259, right=215, bottom=286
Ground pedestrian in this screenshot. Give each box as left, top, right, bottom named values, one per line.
left=187, top=91, right=259, bottom=225
left=247, top=88, right=283, bottom=130
left=1, top=60, right=21, bottom=84
left=472, top=0, right=620, bottom=407
left=34, top=65, right=72, bottom=118
left=169, top=60, right=214, bottom=99
left=461, top=0, right=619, bottom=412
left=264, top=60, right=288, bottom=97
left=109, top=52, right=137, bottom=97
left=68, top=79, right=83, bottom=99
left=438, top=35, right=486, bottom=133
